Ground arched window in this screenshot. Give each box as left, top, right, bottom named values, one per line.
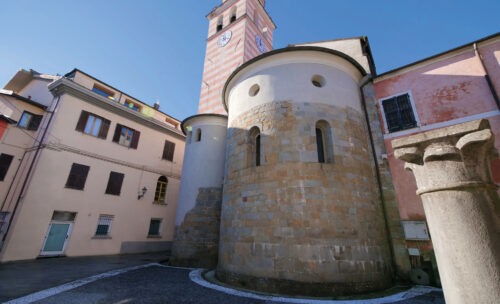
left=154, top=176, right=168, bottom=203
left=230, top=7, right=237, bottom=23
left=248, top=126, right=261, bottom=167
left=195, top=128, right=202, bottom=142
left=216, top=17, right=223, bottom=32
left=315, top=120, right=334, bottom=163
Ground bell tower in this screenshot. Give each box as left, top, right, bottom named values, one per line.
left=197, top=0, right=276, bottom=114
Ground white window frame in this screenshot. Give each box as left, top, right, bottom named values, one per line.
left=378, top=90, right=420, bottom=135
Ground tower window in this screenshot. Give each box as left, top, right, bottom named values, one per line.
left=230, top=7, right=237, bottom=23
left=249, top=84, right=260, bottom=97
left=195, top=128, right=202, bottom=142
left=381, top=93, right=418, bottom=133
left=315, top=120, right=334, bottom=163
left=216, top=17, right=223, bottom=32
left=248, top=127, right=261, bottom=167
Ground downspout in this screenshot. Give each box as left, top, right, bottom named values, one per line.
left=474, top=43, right=500, bottom=110
left=0, top=95, right=62, bottom=250
left=358, top=74, right=400, bottom=280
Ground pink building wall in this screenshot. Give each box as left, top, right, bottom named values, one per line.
left=373, top=37, right=500, bottom=251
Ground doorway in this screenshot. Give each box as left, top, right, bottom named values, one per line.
left=40, top=211, right=76, bottom=256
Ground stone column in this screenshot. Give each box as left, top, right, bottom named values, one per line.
left=392, top=119, right=500, bottom=304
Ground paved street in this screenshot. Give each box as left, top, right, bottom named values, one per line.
left=1, top=255, right=444, bottom=304
left=0, top=252, right=168, bottom=302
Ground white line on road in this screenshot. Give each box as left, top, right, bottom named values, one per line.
left=4, top=263, right=165, bottom=304
left=189, top=269, right=442, bottom=304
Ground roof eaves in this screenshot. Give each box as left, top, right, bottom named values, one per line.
left=0, top=89, right=47, bottom=110
left=64, top=68, right=181, bottom=124
left=375, top=32, right=500, bottom=79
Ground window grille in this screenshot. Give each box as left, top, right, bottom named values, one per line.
left=382, top=93, right=417, bottom=133
left=96, top=215, right=113, bottom=236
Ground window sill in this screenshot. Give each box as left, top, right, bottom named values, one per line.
left=152, top=202, right=168, bottom=206
left=147, top=235, right=162, bottom=239
left=105, top=192, right=121, bottom=196
left=92, top=235, right=112, bottom=239
left=65, top=186, right=84, bottom=191
left=78, top=131, right=106, bottom=140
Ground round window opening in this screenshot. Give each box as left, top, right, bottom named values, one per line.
left=311, top=75, right=326, bottom=88
left=249, top=84, right=260, bottom=97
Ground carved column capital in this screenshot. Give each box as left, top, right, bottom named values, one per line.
left=392, top=119, right=498, bottom=195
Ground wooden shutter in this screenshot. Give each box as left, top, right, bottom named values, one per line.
left=27, top=115, right=43, bottom=131
left=98, top=118, right=111, bottom=139
left=105, top=171, right=124, bottom=195
left=0, top=154, right=14, bottom=181
left=112, top=124, right=122, bottom=143
left=75, top=111, right=89, bottom=132
left=162, top=140, right=175, bottom=161
left=130, top=130, right=140, bottom=149
left=65, top=163, right=90, bottom=190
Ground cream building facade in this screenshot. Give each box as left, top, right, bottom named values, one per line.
left=0, top=69, right=184, bottom=262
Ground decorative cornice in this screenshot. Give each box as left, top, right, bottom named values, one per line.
left=48, top=78, right=185, bottom=139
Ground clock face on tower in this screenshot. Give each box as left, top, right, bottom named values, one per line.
left=217, top=30, right=232, bottom=47
left=255, top=34, right=266, bottom=53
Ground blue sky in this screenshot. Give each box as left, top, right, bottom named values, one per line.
left=1, top=0, right=498, bottom=120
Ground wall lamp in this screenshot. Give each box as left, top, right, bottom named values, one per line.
left=138, top=187, right=147, bottom=200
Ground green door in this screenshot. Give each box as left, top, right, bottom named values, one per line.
left=43, top=223, right=70, bottom=252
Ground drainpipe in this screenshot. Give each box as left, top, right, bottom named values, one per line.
left=0, top=95, right=61, bottom=251
left=474, top=43, right=500, bottom=110
left=358, top=74, right=400, bottom=280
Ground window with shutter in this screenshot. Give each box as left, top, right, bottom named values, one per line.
left=381, top=93, right=418, bottom=133
left=0, top=154, right=14, bottom=181
left=105, top=171, right=124, bottom=195
left=18, top=111, right=43, bottom=131
left=113, top=124, right=140, bottom=149
left=65, top=163, right=90, bottom=190
left=75, top=111, right=110, bottom=139
left=162, top=140, right=175, bottom=161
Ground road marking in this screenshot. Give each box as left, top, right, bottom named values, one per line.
left=189, top=269, right=442, bottom=304
left=5, top=263, right=170, bottom=304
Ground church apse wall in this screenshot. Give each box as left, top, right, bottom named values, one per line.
left=217, top=49, right=393, bottom=295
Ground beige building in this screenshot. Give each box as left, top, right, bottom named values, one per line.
left=0, top=69, right=185, bottom=262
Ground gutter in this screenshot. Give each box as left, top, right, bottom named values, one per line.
left=474, top=43, right=500, bottom=110
left=358, top=75, right=400, bottom=280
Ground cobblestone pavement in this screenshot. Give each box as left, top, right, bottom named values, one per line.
left=5, top=265, right=445, bottom=304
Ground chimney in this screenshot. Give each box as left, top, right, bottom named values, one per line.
left=154, top=99, right=160, bottom=110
